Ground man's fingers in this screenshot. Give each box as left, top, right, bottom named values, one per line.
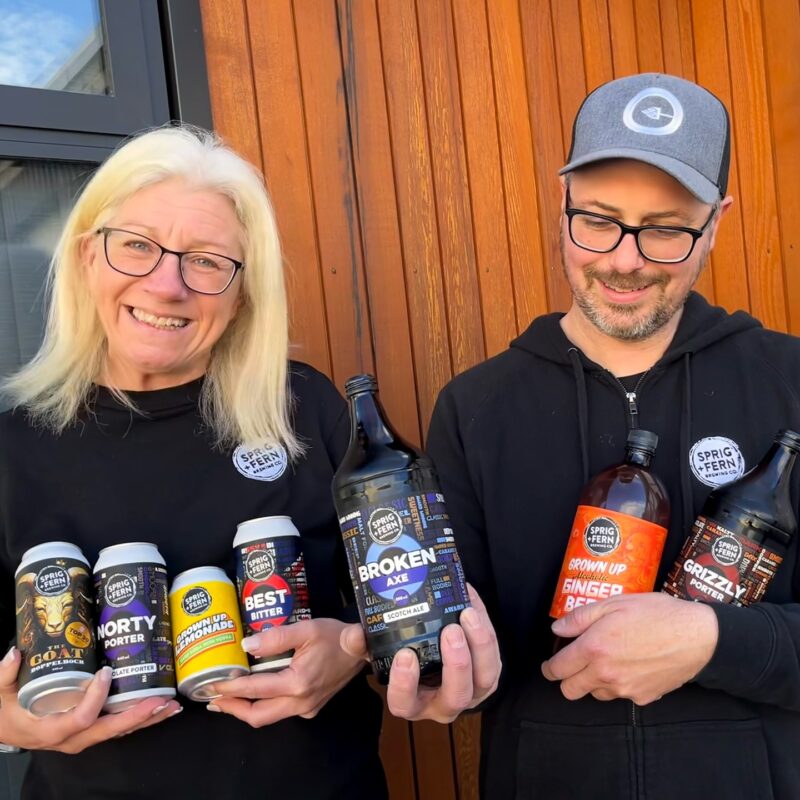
left=433, top=625, right=475, bottom=720
left=460, top=606, right=501, bottom=699
left=541, top=638, right=591, bottom=683
left=551, top=597, right=626, bottom=639
left=386, top=649, right=426, bottom=720
left=340, top=623, right=369, bottom=661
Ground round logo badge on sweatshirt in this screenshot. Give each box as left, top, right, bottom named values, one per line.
left=689, top=436, right=745, bottom=487
left=233, top=443, right=288, bottom=482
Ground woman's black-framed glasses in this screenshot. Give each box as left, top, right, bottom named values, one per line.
left=564, top=190, right=717, bottom=264
left=97, top=227, right=244, bottom=295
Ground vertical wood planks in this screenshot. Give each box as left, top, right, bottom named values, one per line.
left=376, top=0, right=453, bottom=431
left=198, top=0, right=263, bottom=171
left=451, top=0, right=518, bottom=356
left=246, top=0, right=332, bottom=374
left=691, top=0, right=750, bottom=313
left=761, top=0, right=800, bottom=334
left=293, top=0, right=375, bottom=386
left=416, top=0, right=486, bottom=376
left=723, top=0, right=786, bottom=331
left=337, top=0, right=422, bottom=445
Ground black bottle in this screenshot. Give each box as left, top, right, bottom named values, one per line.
left=663, top=429, right=800, bottom=605
left=332, top=374, right=470, bottom=686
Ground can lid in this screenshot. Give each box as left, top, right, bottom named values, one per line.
left=170, top=566, right=230, bottom=593
left=15, top=541, right=88, bottom=576
left=626, top=428, right=658, bottom=453
left=233, top=516, right=299, bottom=548
left=344, top=374, right=378, bottom=397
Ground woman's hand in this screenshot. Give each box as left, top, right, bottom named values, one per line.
left=208, top=618, right=365, bottom=727
left=340, top=584, right=501, bottom=723
left=0, top=648, right=182, bottom=753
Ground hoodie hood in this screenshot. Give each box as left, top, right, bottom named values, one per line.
left=510, top=291, right=761, bottom=369
left=509, top=291, right=763, bottom=529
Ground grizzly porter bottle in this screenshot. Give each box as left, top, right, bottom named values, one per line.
left=551, top=429, right=670, bottom=619
left=333, top=374, right=470, bottom=685
left=664, top=429, right=800, bottom=605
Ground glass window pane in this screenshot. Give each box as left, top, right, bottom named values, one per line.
left=0, top=159, right=95, bottom=410
left=0, top=0, right=111, bottom=95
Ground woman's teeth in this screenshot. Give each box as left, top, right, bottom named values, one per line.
left=131, top=307, right=189, bottom=329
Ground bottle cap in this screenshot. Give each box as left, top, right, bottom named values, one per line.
left=344, top=374, right=378, bottom=398
left=626, top=428, right=658, bottom=453
left=776, top=429, right=800, bottom=453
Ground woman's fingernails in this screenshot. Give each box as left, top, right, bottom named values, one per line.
left=151, top=704, right=168, bottom=717
left=169, top=706, right=183, bottom=718
left=1, top=647, right=16, bottom=665
left=207, top=703, right=221, bottom=713
left=240, top=636, right=258, bottom=654
left=96, top=666, right=112, bottom=684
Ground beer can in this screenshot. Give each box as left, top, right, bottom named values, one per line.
left=15, top=542, right=97, bottom=716
left=169, top=567, right=249, bottom=701
left=233, top=516, right=311, bottom=671
left=93, top=542, right=176, bottom=712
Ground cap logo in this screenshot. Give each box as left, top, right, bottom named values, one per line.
left=623, top=87, right=684, bottom=136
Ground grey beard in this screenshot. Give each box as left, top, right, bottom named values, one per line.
left=560, top=234, right=709, bottom=342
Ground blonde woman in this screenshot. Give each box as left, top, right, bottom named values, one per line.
left=0, top=126, right=387, bottom=800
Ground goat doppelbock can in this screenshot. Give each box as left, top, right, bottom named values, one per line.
left=94, top=543, right=175, bottom=712
left=15, top=541, right=97, bottom=716
left=233, top=516, right=311, bottom=671
left=169, top=567, right=249, bottom=701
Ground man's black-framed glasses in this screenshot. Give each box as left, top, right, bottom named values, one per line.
left=564, top=190, right=717, bottom=264
left=97, top=227, right=244, bottom=295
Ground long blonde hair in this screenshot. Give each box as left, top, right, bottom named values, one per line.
left=3, top=125, right=301, bottom=457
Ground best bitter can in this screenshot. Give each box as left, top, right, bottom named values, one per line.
left=233, top=516, right=311, bottom=671
left=15, top=541, right=97, bottom=716
left=169, top=567, right=249, bottom=701
left=93, top=542, right=176, bottom=712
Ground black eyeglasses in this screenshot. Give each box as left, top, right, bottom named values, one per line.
left=564, top=189, right=717, bottom=264
left=96, top=227, right=244, bottom=295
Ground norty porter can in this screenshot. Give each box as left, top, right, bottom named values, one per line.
left=93, top=542, right=176, bottom=712
left=169, top=567, right=249, bottom=701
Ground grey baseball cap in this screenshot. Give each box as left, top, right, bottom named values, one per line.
left=560, top=73, right=730, bottom=203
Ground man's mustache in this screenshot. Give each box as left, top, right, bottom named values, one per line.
left=584, top=268, right=669, bottom=291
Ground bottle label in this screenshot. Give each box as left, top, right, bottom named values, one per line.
left=339, top=492, right=469, bottom=634
left=663, top=515, right=783, bottom=606
left=95, top=563, right=175, bottom=697
left=550, top=505, right=667, bottom=618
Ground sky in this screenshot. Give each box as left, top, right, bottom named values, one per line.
left=0, top=0, right=103, bottom=90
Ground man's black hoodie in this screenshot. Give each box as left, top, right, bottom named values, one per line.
left=428, top=292, right=800, bottom=800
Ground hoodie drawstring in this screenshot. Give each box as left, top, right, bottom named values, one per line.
left=680, top=353, right=694, bottom=536
left=568, top=347, right=591, bottom=484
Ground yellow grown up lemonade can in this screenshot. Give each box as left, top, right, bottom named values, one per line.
left=169, top=567, right=249, bottom=701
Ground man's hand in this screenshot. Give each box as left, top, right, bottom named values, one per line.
left=208, top=618, right=364, bottom=727
left=541, top=593, right=718, bottom=705
left=340, top=585, right=501, bottom=723
left=0, top=648, right=182, bottom=753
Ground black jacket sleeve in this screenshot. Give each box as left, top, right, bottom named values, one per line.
left=427, top=386, right=499, bottom=627
left=696, top=600, right=800, bottom=710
